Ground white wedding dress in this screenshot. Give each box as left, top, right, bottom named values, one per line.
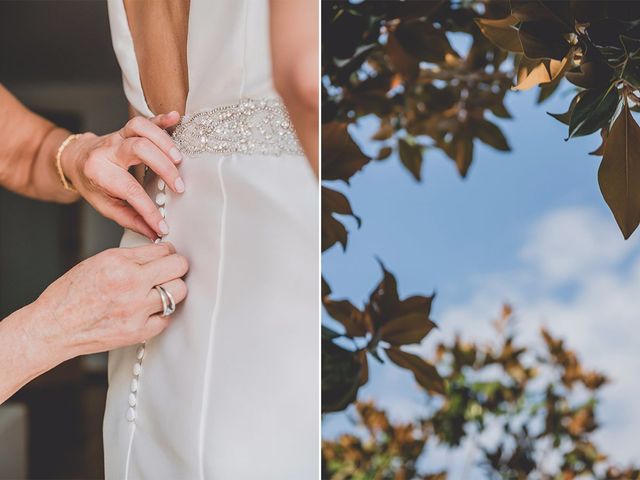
left=103, top=1, right=319, bottom=479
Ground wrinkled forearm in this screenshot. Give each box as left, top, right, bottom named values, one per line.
left=0, top=85, right=79, bottom=203
left=0, top=302, right=65, bottom=405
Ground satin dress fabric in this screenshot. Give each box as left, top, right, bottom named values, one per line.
left=103, top=1, right=319, bottom=479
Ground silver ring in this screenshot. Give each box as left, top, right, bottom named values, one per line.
left=154, top=285, right=176, bottom=317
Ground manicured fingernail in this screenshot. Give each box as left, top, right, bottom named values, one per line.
left=175, top=177, right=185, bottom=193
left=159, top=220, right=169, bottom=235
left=169, top=147, right=182, bottom=163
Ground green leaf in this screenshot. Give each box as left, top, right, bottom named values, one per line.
left=398, top=137, right=423, bottom=181
left=474, top=16, right=523, bottom=53
left=322, top=340, right=366, bottom=413
left=598, top=100, right=640, bottom=239
left=475, top=120, right=511, bottom=151
left=548, top=91, right=583, bottom=125
left=568, top=85, right=619, bottom=139
left=385, top=347, right=445, bottom=395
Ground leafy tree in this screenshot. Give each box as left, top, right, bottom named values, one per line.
left=322, top=0, right=640, bottom=414
left=323, top=308, right=640, bottom=479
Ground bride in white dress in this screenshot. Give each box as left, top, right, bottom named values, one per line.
left=102, top=1, right=319, bottom=478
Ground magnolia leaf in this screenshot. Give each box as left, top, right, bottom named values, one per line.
left=357, top=350, right=369, bottom=386
left=453, top=134, right=474, bottom=178
left=394, top=20, right=458, bottom=63
left=518, top=21, right=570, bottom=61
left=598, top=100, right=640, bottom=239
left=489, top=100, right=512, bottom=119
left=386, top=29, right=419, bottom=79
left=323, top=299, right=370, bottom=337
left=322, top=325, right=342, bottom=341
left=322, top=213, right=348, bottom=252
left=568, top=85, right=619, bottom=139
left=475, top=119, right=511, bottom=151
left=515, top=56, right=567, bottom=91
left=385, top=347, right=445, bottom=395
left=379, top=313, right=437, bottom=346
left=371, top=121, right=394, bottom=141
left=377, top=146, right=393, bottom=160
left=620, top=35, right=640, bottom=89
left=321, top=276, right=332, bottom=298
left=398, top=137, right=423, bottom=181
left=396, top=294, right=434, bottom=317
left=322, top=122, right=371, bottom=182
left=323, top=186, right=362, bottom=227
left=322, top=340, right=365, bottom=413
left=474, top=16, right=523, bottom=53
left=548, top=91, right=583, bottom=125
left=589, top=127, right=609, bottom=156
left=367, top=261, right=400, bottom=330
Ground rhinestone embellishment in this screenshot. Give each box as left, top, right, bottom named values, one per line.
left=172, top=98, right=303, bottom=157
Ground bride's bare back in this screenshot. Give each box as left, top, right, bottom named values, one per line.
left=123, top=0, right=190, bottom=115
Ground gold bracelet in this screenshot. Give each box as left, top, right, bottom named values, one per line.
left=55, top=133, right=82, bottom=193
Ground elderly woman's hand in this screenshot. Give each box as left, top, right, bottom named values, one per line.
left=0, top=242, right=189, bottom=404
left=60, top=112, right=184, bottom=239
left=36, top=242, right=188, bottom=357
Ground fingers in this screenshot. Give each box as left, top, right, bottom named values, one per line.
left=150, top=111, right=181, bottom=130
left=143, top=253, right=189, bottom=287
left=99, top=199, right=158, bottom=240
left=144, top=278, right=188, bottom=316
left=124, top=242, right=176, bottom=264
left=122, top=138, right=184, bottom=193
left=94, top=162, right=167, bottom=236
left=142, top=314, right=170, bottom=340
left=119, top=115, right=183, bottom=164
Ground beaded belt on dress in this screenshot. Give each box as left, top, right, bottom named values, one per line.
left=171, top=97, right=303, bottom=156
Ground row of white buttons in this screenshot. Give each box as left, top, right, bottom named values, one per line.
left=127, top=177, right=167, bottom=422
left=127, top=343, right=145, bottom=422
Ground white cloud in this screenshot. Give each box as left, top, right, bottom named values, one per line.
left=431, top=206, right=640, bottom=465
left=520, top=207, right=635, bottom=286
left=324, top=206, right=640, bottom=470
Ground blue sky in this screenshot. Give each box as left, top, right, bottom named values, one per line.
left=322, top=85, right=640, bottom=471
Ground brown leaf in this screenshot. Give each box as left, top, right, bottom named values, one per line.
left=475, top=119, right=511, bottom=151
left=323, top=299, right=370, bottom=337
left=474, top=16, right=523, bottom=53
left=398, top=137, right=423, bottom=181
left=322, top=213, right=348, bottom=251
left=322, top=122, right=371, bottom=182
left=598, top=99, right=640, bottom=239
left=371, top=121, right=395, bottom=141
left=452, top=134, right=474, bottom=177
left=514, top=56, right=567, bottom=91
left=386, top=29, right=419, bottom=79
left=589, top=127, right=609, bottom=156
left=379, top=313, right=437, bottom=346
left=322, top=186, right=362, bottom=227
left=385, top=347, right=445, bottom=394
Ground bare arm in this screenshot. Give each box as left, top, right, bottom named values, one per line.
left=0, top=243, right=189, bottom=405
left=269, top=0, right=319, bottom=177
left=0, top=85, right=79, bottom=203
left=0, top=84, right=185, bottom=238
